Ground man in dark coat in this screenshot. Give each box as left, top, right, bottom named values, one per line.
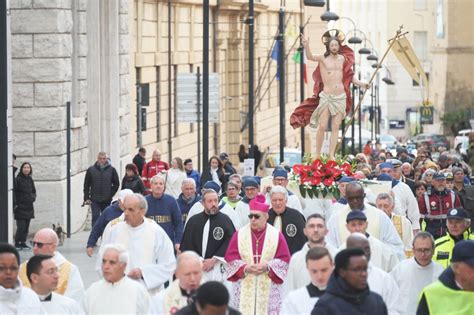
left=267, top=185, right=306, bottom=255
left=83, top=152, right=120, bottom=227
left=132, top=147, right=146, bottom=175
left=14, top=162, right=36, bottom=249
left=311, top=248, right=388, bottom=315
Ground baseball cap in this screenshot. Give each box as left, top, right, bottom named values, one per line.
left=243, top=178, right=259, bottom=189
left=379, top=162, right=394, bottom=170
left=451, top=240, right=474, bottom=266
left=346, top=211, right=367, bottom=223
left=432, top=173, right=446, bottom=180
left=388, top=159, right=402, bottom=168
left=272, top=168, right=288, bottom=179
left=338, top=176, right=355, bottom=183
left=219, top=153, right=229, bottom=161
left=203, top=181, right=221, bottom=193
left=445, top=172, right=454, bottom=181
left=447, top=208, right=469, bottom=220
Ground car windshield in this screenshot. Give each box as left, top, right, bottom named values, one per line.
left=380, top=135, right=396, bottom=142
left=265, top=152, right=301, bottom=168
left=432, top=135, right=447, bottom=141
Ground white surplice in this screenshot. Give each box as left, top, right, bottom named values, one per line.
left=281, top=286, right=319, bottom=315
left=326, top=203, right=404, bottom=259
left=0, top=281, right=43, bottom=315
left=97, top=218, right=176, bottom=294
left=41, top=292, right=83, bottom=315
left=230, top=200, right=252, bottom=229
left=284, top=242, right=338, bottom=295
left=83, top=277, right=150, bottom=314
left=392, top=181, right=421, bottom=230
left=368, top=263, right=402, bottom=315
left=185, top=201, right=239, bottom=230
left=390, top=258, right=443, bottom=315
left=391, top=213, right=415, bottom=257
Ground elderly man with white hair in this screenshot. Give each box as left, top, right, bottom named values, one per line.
left=84, top=244, right=150, bottom=314
left=18, top=228, right=85, bottom=303
left=267, top=185, right=307, bottom=254
left=176, top=178, right=201, bottom=222
left=97, top=193, right=176, bottom=295
left=150, top=251, right=204, bottom=314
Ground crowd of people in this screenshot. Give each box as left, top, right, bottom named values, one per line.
left=2, top=144, right=474, bottom=315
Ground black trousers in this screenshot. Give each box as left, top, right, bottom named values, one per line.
left=91, top=201, right=110, bottom=227
left=15, top=219, right=31, bottom=244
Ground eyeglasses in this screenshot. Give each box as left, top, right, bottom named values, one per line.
left=0, top=266, right=19, bottom=273
left=30, top=241, right=54, bottom=248
left=248, top=214, right=261, bottom=220
left=345, top=267, right=368, bottom=274
left=414, top=248, right=433, bottom=254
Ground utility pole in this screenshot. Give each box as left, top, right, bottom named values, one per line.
left=248, top=0, right=255, bottom=159
left=203, top=0, right=210, bottom=171
left=278, top=7, right=285, bottom=164
left=299, top=1, right=305, bottom=159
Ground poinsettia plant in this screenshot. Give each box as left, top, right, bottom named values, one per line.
left=290, top=154, right=354, bottom=199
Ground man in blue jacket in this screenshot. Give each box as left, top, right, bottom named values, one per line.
left=184, top=159, right=201, bottom=190
left=146, top=175, right=184, bottom=252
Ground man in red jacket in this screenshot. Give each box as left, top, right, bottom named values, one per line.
left=141, top=149, right=169, bottom=189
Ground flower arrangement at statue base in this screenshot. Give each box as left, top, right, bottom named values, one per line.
left=290, top=154, right=354, bottom=200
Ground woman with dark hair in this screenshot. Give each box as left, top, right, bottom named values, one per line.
left=121, top=163, right=146, bottom=194
left=14, top=162, right=36, bottom=249
left=238, top=144, right=248, bottom=163
left=200, top=156, right=227, bottom=192
left=414, top=181, right=428, bottom=200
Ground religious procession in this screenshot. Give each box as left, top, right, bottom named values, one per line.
left=1, top=0, right=474, bottom=315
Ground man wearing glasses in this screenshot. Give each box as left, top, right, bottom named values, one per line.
left=390, top=232, right=443, bottom=314
left=18, top=228, right=84, bottom=303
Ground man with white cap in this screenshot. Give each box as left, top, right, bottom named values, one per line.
left=86, top=189, right=134, bottom=257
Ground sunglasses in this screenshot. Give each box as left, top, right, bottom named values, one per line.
left=30, top=241, right=54, bottom=248
left=248, top=214, right=261, bottom=220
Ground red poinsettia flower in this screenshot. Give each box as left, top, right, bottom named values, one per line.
left=323, top=177, right=334, bottom=186
left=310, top=176, right=322, bottom=185
left=340, top=162, right=353, bottom=175
left=311, top=159, right=323, bottom=171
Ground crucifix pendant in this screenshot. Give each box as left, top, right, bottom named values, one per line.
left=254, top=241, right=260, bottom=263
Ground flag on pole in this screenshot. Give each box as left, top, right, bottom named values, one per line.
left=271, top=42, right=281, bottom=81
left=292, top=50, right=308, bottom=84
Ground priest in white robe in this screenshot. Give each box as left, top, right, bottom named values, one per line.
left=281, top=247, right=333, bottom=315
left=285, top=213, right=338, bottom=295
left=0, top=243, right=43, bottom=315
left=341, top=212, right=399, bottom=272
left=263, top=168, right=304, bottom=214
left=27, top=255, right=83, bottom=315
left=326, top=182, right=404, bottom=258
left=376, top=193, right=414, bottom=258
left=390, top=232, right=443, bottom=315
left=85, top=244, right=150, bottom=314
left=225, top=194, right=291, bottom=315
left=97, top=193, right=176, bottom=295
left=18, top=228, right=85, bottom=303
left=347, top=233, right=402, bottom=315
left=150, top=251, right=203, bottom=314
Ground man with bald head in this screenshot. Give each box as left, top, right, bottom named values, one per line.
left=346, top=233, right=401, bottom=315
left=150, top=251, right=204, bottom=314
left=18, top=228, right=85, bottom=303
left=142, top=149, right=170, bottom=189
left=97, top=193, right=176, bottom=295
left=326, top=181, right=404, bottom=259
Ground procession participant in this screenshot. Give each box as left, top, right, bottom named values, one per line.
left=433, top=207, right=474, bottom=268
left=19, top=228, right=84, bottom=303
left=225, top=194, right=291, bottom=314
left=232, top=177, right=261, bottom=228
left=142, top=149, right=169, bottom=189
left=176, top=178, right=201, bottom=222
left=379, top=162, right=421, bottom=231
left=311, top=248, right=387, bottom=315
left=97, top=193, right=176, bottom=295
left=388, top=158, right=416, bottom=195
left=0, top=243, right=42, bottom=314
left=149, top=251, right=203, bottom=314
left=418, top=172, right=462, bottom=239
left=285, top=214, right=338, bottom=294
left=84, top=244, right=150, bottom=314
left=145, top=174, right=183, bottom=252
left=325, top=176, right=355, bottom=220
left=390, top=232, right=443, bottom=315
left=343, top=212, right=399, bottom=272
left=326, top=182, right=404, bottom=256
left=185, top=181, right=239, bottom=229
left=180, top=189, right=236, bottom=282
left=281, top=247, right=333, bottom=315
left=452, top=167, right=474, bottom=229
left=267, top=185, right=307, bottom=254
left=184, top=159, right=201, bottom=191
left=417, top=240, right=474, bottom=315
left=86, top=189, right=134, bottom=257
left=376, top=193, right=414, bottom=258
left=220, top=181, right=242, bottom=209
left=27, top=255, right=82, bottom=314
left=264, top=168, right=303, bottom=213
left=346, top=234, right=401, bottom=315
left=290, top=30, right=369, bottom=159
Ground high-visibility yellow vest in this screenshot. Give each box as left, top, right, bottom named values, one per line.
left=421, top=280, right=474, bottom=315
left=433, top=231, right=474, bottom=268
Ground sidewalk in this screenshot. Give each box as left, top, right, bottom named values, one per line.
left=19, top=230, right=99, bottom=288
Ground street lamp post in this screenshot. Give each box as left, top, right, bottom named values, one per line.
left=203, top=0, right=210, bottom=172
left=278, top=7, right=285, bottom=164
left=248, top=0, right=255, bottom=159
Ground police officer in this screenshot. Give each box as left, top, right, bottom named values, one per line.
left=418, top=173, right=462, bottom=239
left=417, top=240, right=474, bottom=315
left=433, top=208, right=474, bottom=268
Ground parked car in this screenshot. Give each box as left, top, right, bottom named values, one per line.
left=411, top=133, right=450, bottom=150
left=454, top=129, right=472, bottom=155
left=379, top=134, right=398, bottom=150
left=260, top=148, right=302, bottom=176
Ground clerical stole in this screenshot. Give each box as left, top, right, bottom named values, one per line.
left=237, top=225, right=279, bottom=315
left=337, top=207, right=380, bottom=243
left=19, top=260, right=71, bottom=294
left=163, top=280, right=187, bottom=315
